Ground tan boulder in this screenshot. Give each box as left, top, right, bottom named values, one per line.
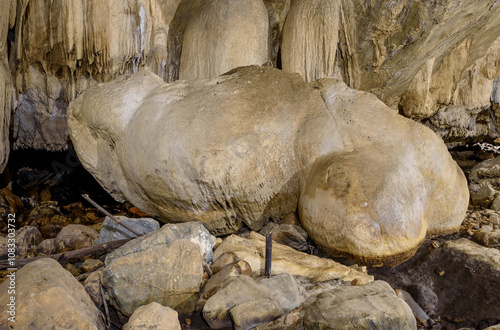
left=123, top=302, right=181, bottom=330
left=0, top=258, right=104, bottom=328
left=298, top=79, right=469, bottom=266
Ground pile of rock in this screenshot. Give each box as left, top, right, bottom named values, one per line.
left=0, top=221, right=420, bottom=329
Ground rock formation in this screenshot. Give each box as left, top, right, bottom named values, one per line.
left=178, top=0, right=268, bottom=80
left=1, top=0, right=500, bottom=155
left=68, top=66, right=468, bottom=266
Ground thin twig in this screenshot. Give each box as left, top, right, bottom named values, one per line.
left=82, top=194, right=144, bottom=237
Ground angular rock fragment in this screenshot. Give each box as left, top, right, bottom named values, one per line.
left=56, top=224, right=98, bottom=250
left=123, top=302, right=181, bottom=330
left=95, top=215, right=159, bottom=244
left=105, top=221, right=215, bottom=265
left=303, top=281, right=416, bottom=330
left=101, top=239, right=203, bottom=317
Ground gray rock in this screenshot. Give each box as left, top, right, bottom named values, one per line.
left=474, top=226, right=500, bottom=248
left=56, top=224, right=98, bottom=250
left=102, top=239, right=204, bottom=317
left=36, top=238, right=58, bottom=255
left=210, top=251, right=240, bottom=275
left=259, top=222, right=308, bottom=251
left=123, top=302, right=181, bottom=330
left=105, top=221, right=215, bottom=265
left=470, top=184, right=496, bottom=207
left=200, top=260, right=252, bottom=301
left=95, top=215, right=159, bottom=245
left=0, top=258, right=104, bottom=328
left=484, top=324, right=500, bottom=330
left=16, top=225, right=43, bottom=258
left=202, top=274, right=301, bottom=329
left=303, top=281, right=416, bottom=330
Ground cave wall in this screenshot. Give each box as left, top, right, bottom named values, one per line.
left=2, top=0, right=500, bottom=170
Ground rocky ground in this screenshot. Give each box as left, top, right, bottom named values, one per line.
left=0, top=146, right=499, bottom=329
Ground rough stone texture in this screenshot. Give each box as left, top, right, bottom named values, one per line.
left=56, top=224, right=98, bottom=250
left=69, top=66, right=467, bottom=265
left=95, top=215, right=159, bottom=245
left=69, top=66, right=344, bottom=236
left=101, top=239, right=204, bottom=317
left=0, top=258, right=104, bottom=328
left=230, top=300, right=283, bottom=330
left=213, top=232, right=373, bottom=283
left=179, top=0, right=268, bottom=80
left=15, top=225, right=42, bottom=258
left=303, top=281, right=416, bottom=330
left=123, top=302, right=181, bottom=330
left=200, top=260, right=252, bottom=301
left=105, top=221, right=215, bottom=265
left=259, top=222, right=308, bottom=251
left=299, top=79, right=469, bottom=266
left=81, top=258, right=103, bottom=273
left=202, top=274, right=301, bottom=329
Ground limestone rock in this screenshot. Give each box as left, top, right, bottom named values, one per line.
left=303, top=281, right=417, bottom=330
left=15, top=225, right=42, bottom=258
left=69, top=66, right=467, bottom=265
left=56, top=224, right=98, bottom=250
left=0, top=0, right=13, bottom=172
left=470, top=184, right=496, bottom=207
left=200, top=260, right=252, bottom=302
left=0, top=258, right=104, bottom=328
left=101, top=239, right=204, bottom=317
left=105, top=222, right=215, bottom=265
left=123, top=302, right=181, bottom=330
left=213, top=232, right=373, bottom=283
left=84, top=271, right=103, bottom=309
left=69, top=66, right=344, bottom=235
left=298, top=79, right=469, bottom=266
left=95, top=215, right=159, bottom=245
left=202, top=274, right=301, bottom=329
left=179, top=0, right=268, bottom=80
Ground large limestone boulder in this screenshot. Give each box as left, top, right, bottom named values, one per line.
left=69, top=66, right=468, bottom=266
left=298, top=79, right=469, bottom=266
left=69, top=66, right=344, bottom=235
left=0, top=258, right=104, bottom=328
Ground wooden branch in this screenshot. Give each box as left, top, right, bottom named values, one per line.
left=0, top=237, right=134, bottom=270
left=82, top=194, right=144, bottom=237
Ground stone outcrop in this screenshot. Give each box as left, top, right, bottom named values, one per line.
left=303, top=281, right=417, bottom=330
left=101, top=239, right=204, bottom=316
left=4, top=0, right=500, bottom=152
left=69, top=66, right=468, bottom=266
left=0, top=258, right=104, bottom=328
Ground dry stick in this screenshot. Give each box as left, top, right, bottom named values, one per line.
left=82, top=194, right=144, bottom=237
left=0, top=237, right=134, bottom=270
left=101, top=285, right=111, bottom=329
left=265, top=232, right=272, bottom=278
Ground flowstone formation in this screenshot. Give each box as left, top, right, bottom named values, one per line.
left=69, top=66, right=468, bottom=266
